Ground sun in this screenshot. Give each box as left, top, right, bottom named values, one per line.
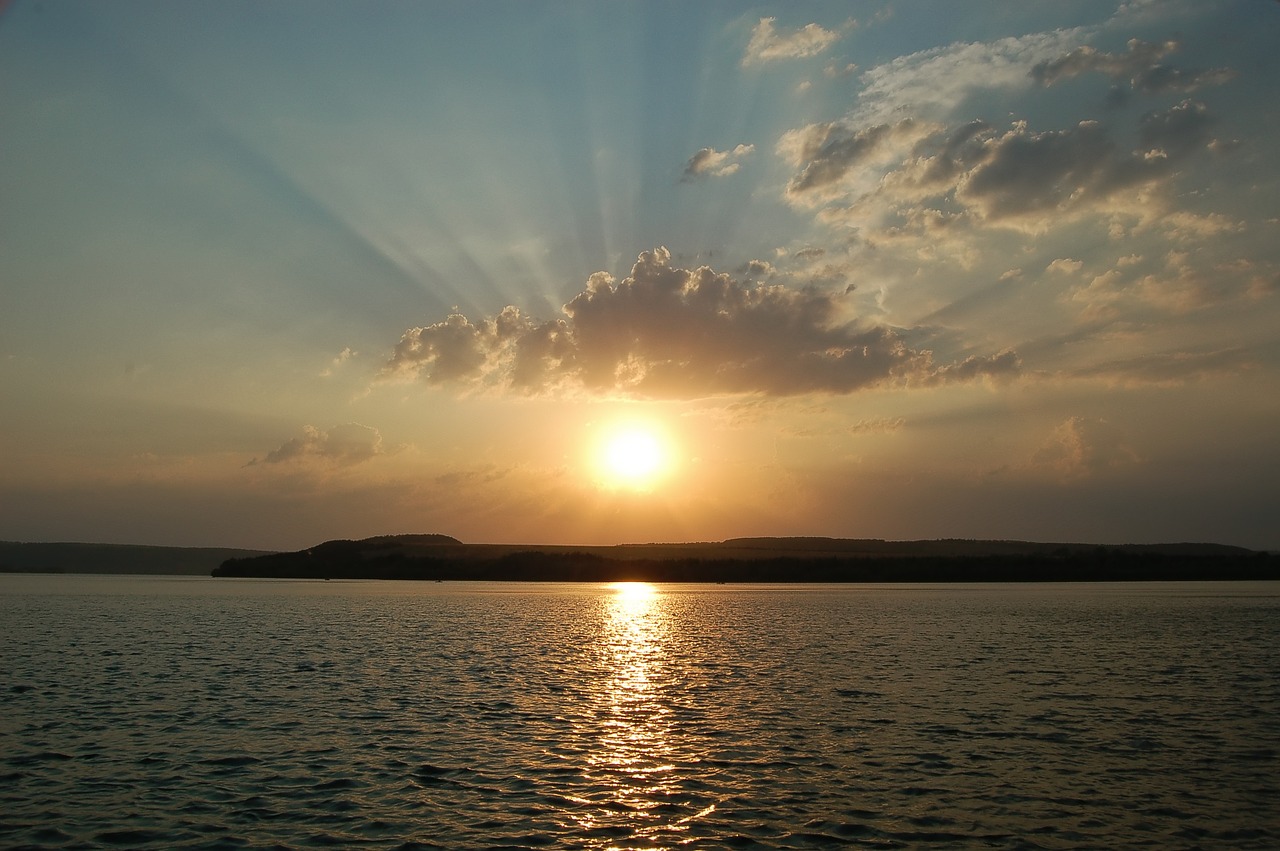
left=597, top=425, right=671, bottom=490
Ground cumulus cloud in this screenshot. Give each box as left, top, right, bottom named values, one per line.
left=1033, top=416, right=1138, bottom=478
left=743, top=17, right=848, bottom=66
left=682, top=144, right=754, bottom=180
left=382, top=248, right=1020, bottom=399
left=257, top=423, right=384, bottom=466
left=1031, top=38, right=1237, bottom=94
left=955, top=111, right=1208, bottom=223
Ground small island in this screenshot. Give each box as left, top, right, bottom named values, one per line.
left=212, top=534, right=1279, bottom=582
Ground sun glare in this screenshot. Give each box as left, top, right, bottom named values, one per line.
left=596, top=424, right=672, bottom=490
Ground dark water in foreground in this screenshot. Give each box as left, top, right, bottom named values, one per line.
left=2, top=577, right=1278, bottom=850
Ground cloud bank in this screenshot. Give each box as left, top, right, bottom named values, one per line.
left=383, top=248, right=1019, bottom=399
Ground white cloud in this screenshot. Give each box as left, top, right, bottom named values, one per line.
left=682, top=144, right=755, bottom=180
left=853, top=29, right=1084, bottom=124
left=319, top=346, right=356, bottom=377
left=743, top=17, right=848, bottom=66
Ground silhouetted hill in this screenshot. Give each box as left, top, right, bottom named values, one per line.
left=0, top=541, right=276, bottom=575
left=212, top=534, right=1275, bottom=582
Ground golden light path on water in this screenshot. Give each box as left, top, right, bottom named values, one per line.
left=569, top=582, right=716, bottom=847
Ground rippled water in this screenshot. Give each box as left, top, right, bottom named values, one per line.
left=2, top=576, right=1278, bottom=849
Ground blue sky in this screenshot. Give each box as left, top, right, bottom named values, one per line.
left=2, top=1, right=1278, bottom=549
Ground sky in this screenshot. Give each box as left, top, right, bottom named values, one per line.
left=2, top=0, right=1278, bottom=551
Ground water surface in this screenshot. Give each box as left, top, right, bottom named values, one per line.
left=3, top=576, right=1278, bottom=848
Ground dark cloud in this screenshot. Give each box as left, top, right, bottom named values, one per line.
left=957, top=102, right=1215, bottom=222
left=257, top=423, right=384, bottom=466
left=1032, top=39, right=1176, bottom=86
left=783, top=99, right=1220, bottom=232
left=383, top=248, right=1020, bottom=399
left=1131, top=63, right=1237, bottom=95
left=1031, top=38, right=1235, bottom=94
left=782, top=119, right=919, bottom=199
left=959, top=120, right=1117, bottom=219
left=1137, top=99, right=1214, bottom=157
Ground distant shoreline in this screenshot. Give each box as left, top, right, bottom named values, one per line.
left=0, top=541, right=275, bottom=576
left=5, top=536, right=1275, bottom=582
left=211, top=534, right=1280, bottom=583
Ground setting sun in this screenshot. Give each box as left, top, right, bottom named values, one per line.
left=597, top=425, right=672, bottom=490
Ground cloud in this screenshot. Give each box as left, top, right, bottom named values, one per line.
left=799, top=100, right=1222, bottom=234
left=682, top=144, right=754, bottom=181
left=382, top=248, right=1020, bottom=399
left=1137, top=98, right=1215, bottom=157
left=955, top=111, right=1206, bottom=224
left=743, top=17, right=848, bottom=66
left=1160, top=210, right=1244, bottom=243
left=1073, top=249, right=1268, bottom=315
left=924, top=349, right=1022, bottom=386
left=853, top=30, right=1084, bottom=124
left=1033, top=416, right=1139, bottom=478
left=1031, top=38, right=1237, bottom=94
left=779, top=118, right=925, bottom=205
left=1047, top=258, right=1084, bottom=274
left=1070, top=347, right=1257, bottom=386
left=256, top=423, right=384, bottom=466
left=849, top=416, right=905, bottom=434
left=319, top=346, right=355, bottom=377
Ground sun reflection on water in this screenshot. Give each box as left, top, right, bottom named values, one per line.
left=569, top=581, right=709, bottom=846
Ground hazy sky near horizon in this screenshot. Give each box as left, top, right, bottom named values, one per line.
left=3, top=0, right=1278, bottom=551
